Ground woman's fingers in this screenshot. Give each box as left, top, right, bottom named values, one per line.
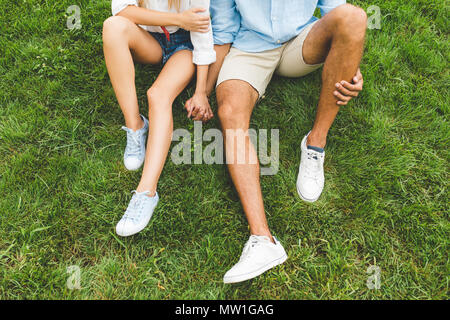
left=191, top=10, right=209, bottom=24
left=196, top=17, right=210, bottom=32
left=188, top=105, right=197, bottom=119
left=191, top=7, right=206, bottom=14
left=186, top=100, right=194, bottom=118
left=191, top=105, right=202, bottom=120
left=194, top=27, right=209, bottom=33
left=197, top=26, right=210, bottom=32
left=185, top=98, right=192, bottom=109
left=196, top=20, right=210, bottom=26
left=194, top=111, right=204, bottom=121
left=197, top=16, right=210, bottom=22
left=192, top=22, right=209, bottom=33
left=187, top=101, right=213, bottom=122
left=181, top=8, right=210, bottom=32
left=204, top=110, right=213, bottom=122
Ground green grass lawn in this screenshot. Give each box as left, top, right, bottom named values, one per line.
left=0, top=0, right=448, bottom=299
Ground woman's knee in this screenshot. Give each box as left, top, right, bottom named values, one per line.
left=102, top=16, right=131, bottom=43
left=147, top=87, right=173, bottom=111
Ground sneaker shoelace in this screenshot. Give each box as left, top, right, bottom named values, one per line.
left=303, top=150, right=324, bottom=182
left=123, top=190, right=151, bottom=223
left=122, top=127, right=142, bottom=157
left=240, top=235, right=271, bottom=262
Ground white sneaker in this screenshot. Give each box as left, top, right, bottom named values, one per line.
left=115, top=191, right=159, bottom=237
left=223, top=235, right=287, bottom=284
left=122, top=115, right=148, bottom=171
left=296, top=133, right=325, bottom=202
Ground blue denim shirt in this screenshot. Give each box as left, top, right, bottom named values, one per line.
left=211, top=0, right=346, bottom=52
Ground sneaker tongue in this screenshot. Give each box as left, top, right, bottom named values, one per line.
left=251, top=235, right=271, bottom=243
left=241, top=235, right=273, bottom=261
left=307, top=145, right=324, bottom=153
left=134, top=190, right=150, bottom=196
left=306, top=145, right=324, bottom=161
left=122, top=125, right=141, bottom=134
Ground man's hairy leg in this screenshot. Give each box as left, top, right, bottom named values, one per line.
left=302, top=4, right=367, bottom=148
left=217, top=80, right=273, bottom=241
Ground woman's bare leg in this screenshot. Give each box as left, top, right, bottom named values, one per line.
left=103, top=16, right=163, bottom=130
left=136, top=50, right=196, bottom=194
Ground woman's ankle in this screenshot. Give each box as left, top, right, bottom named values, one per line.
left=136, top=186, right=157, bottom=197
left=125, top=115, right=144, bottom=131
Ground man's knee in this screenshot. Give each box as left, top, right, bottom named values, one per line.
left=102, top=16, right=131, bottom=43
left=217, top=102, right=248, bottom=129
left=217, top=80, right=257, bottom=129
left=333, top=4, right=367, bottom=41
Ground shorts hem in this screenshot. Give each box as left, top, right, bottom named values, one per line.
left=216, top=77, right=266, bottom=98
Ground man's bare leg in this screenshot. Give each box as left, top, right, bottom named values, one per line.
left=302, top=4, right=368, bottom=148
left=217, top=81, right=288, bottom=284
left=216, top=80, right=273, bottom=241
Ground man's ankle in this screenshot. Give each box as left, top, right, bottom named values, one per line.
left=251, top=231, right=275, bottom=244
left=307, top=131, right=327, bottom=149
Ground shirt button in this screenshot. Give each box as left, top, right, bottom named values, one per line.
left=273, top=17, right=277, bottom=21
left=277, top=40, right=280, bottom=43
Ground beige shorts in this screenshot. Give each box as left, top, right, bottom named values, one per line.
left=217, top=21, right=323, bottom=98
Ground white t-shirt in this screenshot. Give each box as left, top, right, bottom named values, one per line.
left=111, top=0, right=216, bottom=65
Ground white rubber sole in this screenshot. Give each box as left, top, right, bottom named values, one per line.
left=124, top=157, right=145, bottom=171
left=115, top=224, right=146, bottom=237
left=223, top=254, right=288, bottom=284
left=115, top=215, right=152, bottom=237
left=296, top=183, right=321, bottom=203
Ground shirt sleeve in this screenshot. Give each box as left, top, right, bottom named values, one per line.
left=317, top=0, right=346, bottom=16
left=111, top=0, right=139, bottom=16
left=190, top=0, right=216, bottom=65
left=210, top=0, right=240, bottom=45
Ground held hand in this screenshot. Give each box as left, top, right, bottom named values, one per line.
left=185, top=93, right=214, bottom=122
left=178, top=8, right=210, bottom=33
left=333, top=68, right=364, bottom=106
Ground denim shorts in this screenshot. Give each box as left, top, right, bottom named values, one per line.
left=149, top=29, right=194, bottom=65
